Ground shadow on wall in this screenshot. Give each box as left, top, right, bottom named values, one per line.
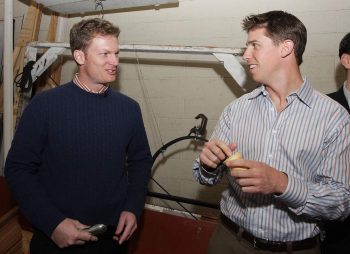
left=113, top=57, right=257, bottom=97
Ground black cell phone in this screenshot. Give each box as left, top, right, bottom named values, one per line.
left=81, top=224, right=107, bottom=236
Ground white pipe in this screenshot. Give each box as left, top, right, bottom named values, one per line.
left=3, top=0, right=14, bottom=166
left=28, top=42, right=245, bottom=55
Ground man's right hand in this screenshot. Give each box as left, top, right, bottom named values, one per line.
left=51, top=218, right=98, bottom=248
left=199, top=140, right=236, bottom=169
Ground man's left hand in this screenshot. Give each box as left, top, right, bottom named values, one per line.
left=113, top=211, right=137, bottom=244
left=227, top=159, right=288, bottom=195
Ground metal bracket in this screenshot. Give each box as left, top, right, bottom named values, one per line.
left=213, top=53, right=247, bottom=90
left=26, top=42, right=247, bottom=89
left=189, top=114, right=208, bottom=137
left=27, top=46, right=66, bottom=83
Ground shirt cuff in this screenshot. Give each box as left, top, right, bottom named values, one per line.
left=275, top=173, right=308, bottom=210
left=199, top=163, right=221, bottom=178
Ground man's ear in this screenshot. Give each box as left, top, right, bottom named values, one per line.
left=281, top=39, right=294, bottom=58
left=340, top=53, right=350, bottom=70
left=73, top=50, right=85, bottom=65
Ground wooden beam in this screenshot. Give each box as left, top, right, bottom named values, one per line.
left=15, top=1, right=42, bottom=47
left=11, top=1, right=42, bottom=127
left=0, top=1, right=42, bottom=115
left=35, top=12, right=63, bottom=94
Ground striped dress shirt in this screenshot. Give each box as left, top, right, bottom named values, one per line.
left=193, top=79, right=350, bottom=241
left=73, top=73, right=108, bottom=94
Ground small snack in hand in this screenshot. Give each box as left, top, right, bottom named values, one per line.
left=224, top=152, right=246, bottom=173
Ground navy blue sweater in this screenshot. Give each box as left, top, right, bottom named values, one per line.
left=5, top=82, right=152, bottom=237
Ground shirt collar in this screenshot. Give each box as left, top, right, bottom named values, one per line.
left=73, top=73, right=109, bottom=94
left=247, top=78, right=314, bottom=108
left=246, top=84, right=265, bottom=99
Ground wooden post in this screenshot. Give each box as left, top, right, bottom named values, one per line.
left=35, top=12, right=63, bottom=94
left=11, top=1, right=42, bottom=127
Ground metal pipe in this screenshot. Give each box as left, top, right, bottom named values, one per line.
left=3, top=0, right=14, bottom=169
left=27, top=42, right=245, bottom=56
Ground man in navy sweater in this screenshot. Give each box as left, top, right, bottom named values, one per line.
left=5, top=18, right=152, bottom=254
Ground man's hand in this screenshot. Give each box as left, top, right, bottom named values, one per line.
left=227, top=159, right=288, bottom=195
left=113, top=211, right=137, bottom=244
left=51, top=218, right=98, bottom=248
left=199, top=140, right=236, bottom=169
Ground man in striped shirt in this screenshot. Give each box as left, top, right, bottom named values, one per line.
left=193, top=11, right=350, bottom=254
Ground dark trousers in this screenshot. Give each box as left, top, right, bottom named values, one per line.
left=30, top=228, right=128, bottom=254
left=321, top=217, right=350, bottom=254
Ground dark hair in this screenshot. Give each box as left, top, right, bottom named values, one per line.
left=242, top=10, right=307, bottom=65
left=69, top=18, right=120, bottom=54
left=339, top=32, right=350, bottom=58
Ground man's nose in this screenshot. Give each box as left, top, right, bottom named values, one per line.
left=109, top=54, right=119, bottom=65
left=242, top=47, right=250, bottom=61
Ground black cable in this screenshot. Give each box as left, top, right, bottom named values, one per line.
left=14, top=61, right=35, bottom=92
left=150, top=177, right=198, bottom=220
left=152, top=135, right=208, bottom=163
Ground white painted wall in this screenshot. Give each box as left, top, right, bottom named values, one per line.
left=3, top=0, right=350, bottom=216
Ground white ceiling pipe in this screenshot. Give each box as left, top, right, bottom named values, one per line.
left=3, top=0, right=14, bottom=166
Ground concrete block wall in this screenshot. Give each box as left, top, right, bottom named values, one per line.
left=3, top=0, right=350, bottom=216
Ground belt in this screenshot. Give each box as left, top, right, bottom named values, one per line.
left=220, top=214, right=319, bottom=252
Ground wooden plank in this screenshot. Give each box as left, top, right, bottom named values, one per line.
left=12, top=1, right=42, bottom=96
left=46, top=13, right=63, bottom=88
left=47, top=13, right=58, bottom=42
left=0, top=207, right=22, bottom=254
left=11, top=1, right=43, bottom=127
left=35, top=12, right=63, bottom=94
left=15, top=1, right=42, bottom=47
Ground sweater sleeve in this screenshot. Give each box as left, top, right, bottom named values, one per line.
left=122, top=104, right=152, bottom=220
left=4, top=96, right=66, bottom=237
